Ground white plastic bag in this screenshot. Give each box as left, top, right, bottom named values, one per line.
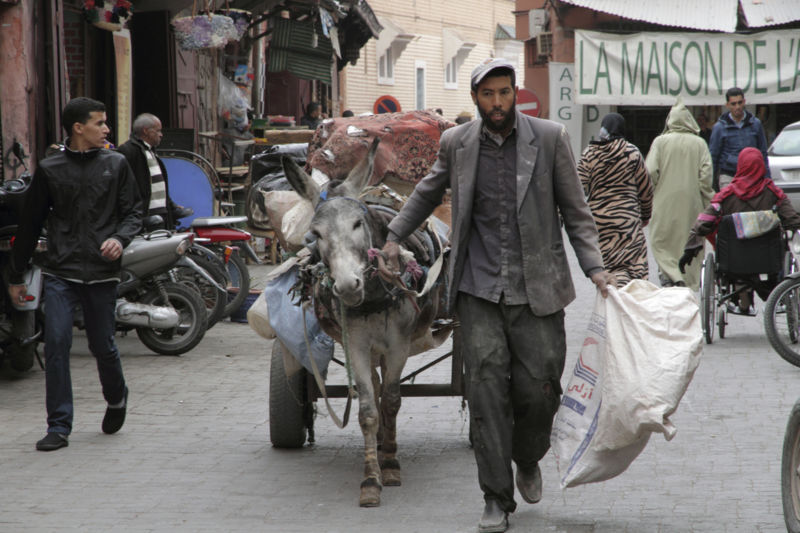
left=246, top=290, right=274, bottom=340
left=551, top=280, right=703, bottom=489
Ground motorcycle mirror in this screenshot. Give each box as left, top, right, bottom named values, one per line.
left=11, top=141, right=28, bottom=172
left=12, top=141, right=27, bottom=161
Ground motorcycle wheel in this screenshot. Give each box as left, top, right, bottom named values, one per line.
left=208, top=245, right=250, bottom=319
left=136, top=282, right=208, bottom=356
left=174, top=252, right=227, bottom=329
left=783, top=398, right=800, bottom=533
left=8, top=308, right=35, bottom=372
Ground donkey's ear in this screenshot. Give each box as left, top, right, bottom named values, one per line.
left=281, top=156, right=321, bottom=206
left=339, top=136, right=380, bottom=199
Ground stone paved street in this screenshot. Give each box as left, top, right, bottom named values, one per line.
left=0, top=234, right=795, bottom=532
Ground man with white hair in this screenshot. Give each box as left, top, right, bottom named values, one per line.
left=117, top=113, right=181, bottom=230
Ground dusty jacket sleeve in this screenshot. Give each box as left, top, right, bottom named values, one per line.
left=8, top=167, right=52, bottom=285
left=387, top=130, right=452, bottom=242
left=685, top=203, right=720, bottom=251
left=112, top=160, right=143, bottom=247
left=634, top=150, right=653, bottom=221
left=552, top=126, right=604, bottom=277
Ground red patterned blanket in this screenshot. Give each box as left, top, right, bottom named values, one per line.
left=305, top=110, right=455, bottom=186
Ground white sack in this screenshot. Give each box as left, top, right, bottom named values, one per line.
left=246, top=290, right=275, bottom=340
left=281, top=200, right=315, bottom=252
left=551, top=280, right=702, bottom=489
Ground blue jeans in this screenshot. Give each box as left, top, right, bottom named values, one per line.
left=43, top=276, right=126, bottom=434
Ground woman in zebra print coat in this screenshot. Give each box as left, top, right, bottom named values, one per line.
left=578, top=114, right=654, bottom=286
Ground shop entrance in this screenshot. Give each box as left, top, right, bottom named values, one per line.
left=617, top=106, right=670, bottom=158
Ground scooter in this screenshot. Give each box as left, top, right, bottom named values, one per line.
left=0, top=142, right=45, bottom=371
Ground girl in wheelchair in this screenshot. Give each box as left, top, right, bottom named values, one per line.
left=679, top=147, right=800, bottom=314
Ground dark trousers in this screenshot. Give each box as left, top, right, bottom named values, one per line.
left=457, top=292, right=566, bottom=514
left=43, top=276, right=126, bottom=435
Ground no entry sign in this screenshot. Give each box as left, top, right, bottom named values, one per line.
left=373, top=95, right=401, bottom=114
left=517, top=89, right=541, bottom=118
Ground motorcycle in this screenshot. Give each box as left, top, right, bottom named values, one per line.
left=144, top=210, right=229, bottom=329
left=58, top=223, right=213, bottom=356
left=0, top=142, right=45, bottom=372
left=174, top=210, right=255, bottom=320
left=190, top=215, right=256, bottom=318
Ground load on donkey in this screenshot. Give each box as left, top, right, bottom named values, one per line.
left=252, top=110, right=459, bottom=507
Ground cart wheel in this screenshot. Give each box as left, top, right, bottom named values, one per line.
left=701, top=253, right=716, bottom=345
left=718, top=306, right=726, bottom=339
left=783, top=399, right=800, bottom=533
left=270, top=341, right=308, bottom=448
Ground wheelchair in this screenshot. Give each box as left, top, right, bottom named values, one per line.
left=700, top=214, right=793, bottom=345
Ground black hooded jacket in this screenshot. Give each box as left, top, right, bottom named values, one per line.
left=9, top=143, right=142, bottom=285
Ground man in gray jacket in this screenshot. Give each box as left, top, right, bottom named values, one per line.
left=381, top=59, right=613, bottom=533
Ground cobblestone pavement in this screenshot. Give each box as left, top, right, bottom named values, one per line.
left=0, top=235, right=795, bottom=533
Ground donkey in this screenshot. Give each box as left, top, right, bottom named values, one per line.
left=281, top=138, right=442, bottom=507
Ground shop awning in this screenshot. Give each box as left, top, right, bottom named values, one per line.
left=268, top=18, right=334, bottom=83
left=559, top=0, right=740, bottom=33
left=740, top=0, right=800, bottom=29
left=375, top=18, right=414, bottom=61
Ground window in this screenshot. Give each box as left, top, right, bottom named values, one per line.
left=415, top=60, right=426, bottom=110
left=445, top=56, right=458, bottom=90
left=375, top=17, right=413, bottom=87
left=378, top=46, right=394, bottom=85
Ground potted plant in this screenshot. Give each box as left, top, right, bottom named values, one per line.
left=83, top=0, right=134, bottom=32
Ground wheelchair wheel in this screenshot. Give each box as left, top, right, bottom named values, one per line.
left=701, top=253, right=716, bottom=345
left=786, top=251, right=797, bottom=279
left=765, top=277, right=800, bottom=368
left=718, top=306, right=726, bottom=339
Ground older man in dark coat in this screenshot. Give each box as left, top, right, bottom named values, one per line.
left=117, top=113, right=181, bottom=230
left=381, top=59, right=613, bottom=533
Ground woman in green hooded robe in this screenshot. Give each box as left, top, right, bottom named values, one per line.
left=645, top=97, right=714, bottom=290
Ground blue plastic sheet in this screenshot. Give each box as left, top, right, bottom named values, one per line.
left=265, top=265, right=334, bottom=378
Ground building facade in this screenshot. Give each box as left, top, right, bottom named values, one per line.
left=340, top=0, right=525, bottom=122
left=514, top=0, right=800, bottom=158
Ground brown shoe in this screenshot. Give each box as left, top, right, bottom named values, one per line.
left=478, top=499, right=508, bottom=533
left=516, top=463, right=542, bottom=504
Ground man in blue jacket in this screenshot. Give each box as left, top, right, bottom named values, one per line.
left=709, top=87, right=770, bottom=191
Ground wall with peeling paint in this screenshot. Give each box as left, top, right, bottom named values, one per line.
left=0, top=2, right=38, bottom=180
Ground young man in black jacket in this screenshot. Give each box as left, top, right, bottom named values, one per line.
left=8, top=97, right=142, bottom=451
left=117, top=113, right=181, bottom=230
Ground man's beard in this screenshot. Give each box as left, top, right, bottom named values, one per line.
left=478, top=98, right=516, bottom=133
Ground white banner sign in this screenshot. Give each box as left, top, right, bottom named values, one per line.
left=549, top=62, right=583, bottom=162
left=576, top=29, right=800, bottom=106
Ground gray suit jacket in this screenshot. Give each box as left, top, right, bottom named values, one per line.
left=388, top=109, right=603, bottom=317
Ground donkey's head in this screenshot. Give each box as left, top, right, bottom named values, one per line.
left=282, top=138, right=381, bottom=307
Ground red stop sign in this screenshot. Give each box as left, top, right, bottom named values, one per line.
left=517, top=89, right=541, bottom=118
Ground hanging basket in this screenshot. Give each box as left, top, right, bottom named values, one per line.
left=214, top=8, right=253, bottom=41
left=83, top=0, right=133, bottom=32
left=172, top=0, right=238, bottom=50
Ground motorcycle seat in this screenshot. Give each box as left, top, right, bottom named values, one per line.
left=191, top=216, right=249, bottom=227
